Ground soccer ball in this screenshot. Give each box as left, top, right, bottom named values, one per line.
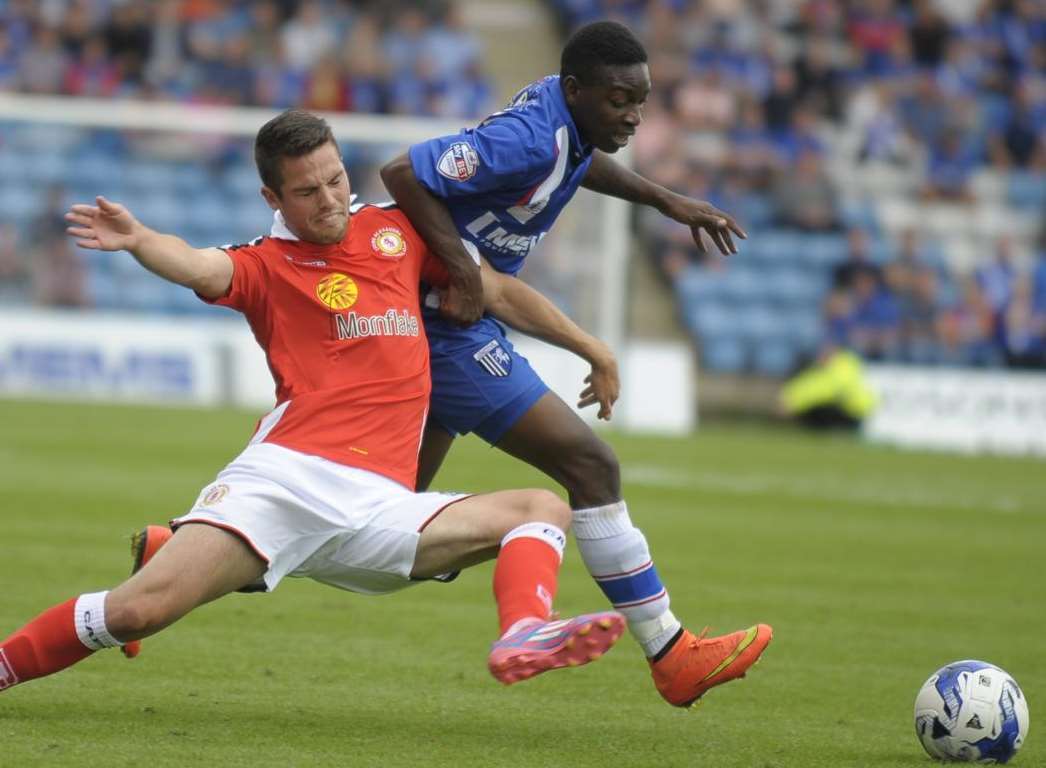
left=914, top=660, right=1030, bottom=763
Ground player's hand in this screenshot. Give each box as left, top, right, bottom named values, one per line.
left=663, top=195, right=747, bottom=256
left=578, top=344, right=619, bottom=421
left=440, top=272, right=484, bottom=326
left=64, top=196, right=141, bottom=252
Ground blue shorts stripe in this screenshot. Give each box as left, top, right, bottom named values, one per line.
left=595, top=566, right=665, bottom=607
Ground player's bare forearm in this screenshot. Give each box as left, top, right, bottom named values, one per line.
left=483, top=267, right=618, bottom=418
left=581, top=150, right=675, bottom=210
left=131, top=228, right=232, bottom=298
left=581, top=151, right=746, bottom=254
left=65, top=196, right=232, bottom=298
left=483, top=268, right=609, bottom=365
left=380, top=154, right=483, bottom=323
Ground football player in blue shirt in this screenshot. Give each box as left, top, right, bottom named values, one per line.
left=381, top=20, right=772, bottom=707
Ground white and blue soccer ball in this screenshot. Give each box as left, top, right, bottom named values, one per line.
left=914, top=660, right=1030, bottom=763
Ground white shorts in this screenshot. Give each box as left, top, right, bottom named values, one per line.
left=172, top=442, right=469, bottom=595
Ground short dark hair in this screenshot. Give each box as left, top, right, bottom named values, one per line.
left=560, top=21, right=647, bottom=85
left=254, top=109, right=337, bottom=194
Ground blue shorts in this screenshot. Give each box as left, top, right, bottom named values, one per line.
left=425, top=315, right=548, bottom=444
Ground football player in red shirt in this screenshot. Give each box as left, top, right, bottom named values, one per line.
left=0, top=110, right=625, bottom=696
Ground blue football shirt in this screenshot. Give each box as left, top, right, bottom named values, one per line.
left=408, top=75, right=594, bottom=278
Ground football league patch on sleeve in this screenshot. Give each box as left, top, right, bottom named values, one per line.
left=437, top=142, right=480, bottom=182
left=473, top=339, right=513, bottom=377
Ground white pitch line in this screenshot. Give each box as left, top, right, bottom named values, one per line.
left=622, top=465, right=1026, bottom=515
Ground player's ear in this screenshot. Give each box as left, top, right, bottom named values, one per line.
left=561, top=74, right=582, bottom=106
left=260, top=185, right=280, bottom=211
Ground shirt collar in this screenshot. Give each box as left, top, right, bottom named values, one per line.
left=270, top=209, right=297, bottom=240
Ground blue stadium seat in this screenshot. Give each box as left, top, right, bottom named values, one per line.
left=719, top=265, right=765, bottom=302
left=700, top=337, right=747, bottom=373
left=840, top=199, right=880, bottom=234
left=68, top=152, right=125, bottom=189
left=26, top=151, right=67, bottom=185
left=123, top=161, right=173, bottom=193
left=232, top=202, right=272, bottom=241
left=764, top=266, right=827, bottom=307
left=171, top=163, right=212, bottom=194
left=223, top=164, right=262, bottom=198
left=1008, top=171, right=1045, bottom=210
left=737, top=304, right=789, bottom=342
left=798, top=233, right=848, bottom=268
left=752, top=229, right=802, bottom=267
left=737, top=194, right=774, bottom=230
left=1, top=184, right=49, bottom=221
left=784, top=307, right=825, bottom=352
left=674, top=265, right=722, bottom=306
left=752, top=339, right=797, bottom=376
left=684, top=300, right=738, bottom=339
left=131, top=194, right=183, bottom=231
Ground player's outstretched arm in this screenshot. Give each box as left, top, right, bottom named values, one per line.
left=380, top=154, right=483, bottom=325
left=581, top=150, right=747, bottom=255
left=481, top=264, right=619, bottom=420
left=65, top=196, right=233, bottom=299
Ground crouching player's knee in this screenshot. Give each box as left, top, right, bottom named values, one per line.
left=519, top=489, right=572, bottom=533
left=104, top=590, right=180, bottom=642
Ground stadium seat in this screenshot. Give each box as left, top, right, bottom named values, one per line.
left=1007, top=171, right=1046, bottom=211
left=123, top=161, right=175, bottom=193
left=684, top=301, right=737, bottom=339
left=720, top=266, right=765, bottom=303
left=840, top=199, right=880, bottom=234
left=798, top=233, right=848, bottom=268
left=752, top=339, right=797, bottom=376
left=223, top=164, right=262, bottom=197
left=674, top=265, right=724, bottom=306
left=68, top=152, right=125, bottom=189
left=0, top=185, right=45, bottom=221
left=26, top=152, right=67, bottom=185
left=784, top=307, right=825, bottom=352
left=699, top=336, right=747, bottom=373
left=754, top=230, right=803, bottom=266
left=765, top=266, right=827, bottom=307
left=737, top=303, right=789, bottom=343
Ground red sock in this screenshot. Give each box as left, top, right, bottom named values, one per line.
left=493, top=529, right=563, bottom=635
left=0, top=598, right=94, bottom=690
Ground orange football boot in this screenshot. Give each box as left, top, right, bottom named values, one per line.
left=650, top=624, right=773, bottom=707
left=120, top=525, right=173, bottom=659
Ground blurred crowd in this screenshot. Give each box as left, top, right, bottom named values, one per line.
left=1, top=0, right=1043, bottom=371
left=0, top=0, right=493, bottom=118
left=555, top=0, right=1045, bottom=370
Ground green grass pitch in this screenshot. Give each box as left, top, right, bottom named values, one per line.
left=1, top=399, right=1042, bottom=768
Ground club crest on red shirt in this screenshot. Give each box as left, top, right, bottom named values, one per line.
left=370, top=227, right=407, bottom=260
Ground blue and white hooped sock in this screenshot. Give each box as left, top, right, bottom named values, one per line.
left=571, top=501, right=682, bottom=658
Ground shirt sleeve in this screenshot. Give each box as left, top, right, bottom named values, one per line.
left=197, top=241, right=267, bottom=313
left=408, top=118, right=544, bottom=198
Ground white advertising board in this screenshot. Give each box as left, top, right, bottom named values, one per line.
left=0, top=310, right=696, bottom=435
left=0, top=310, right=226, bottom=406
left=864, top=365, right=1046, bottom=457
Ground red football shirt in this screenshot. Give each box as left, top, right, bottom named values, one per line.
left=205, top=204, right=447, bottom=489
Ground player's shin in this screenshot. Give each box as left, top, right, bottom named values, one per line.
left=571, top=501, right=682, bottom=658
left=492, top=522, right=566, bottom=636
left=0, top=592, right=121, bottom=690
